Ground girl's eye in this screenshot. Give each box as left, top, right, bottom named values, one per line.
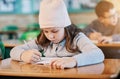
left=43, top=31, right=48, bottom=33
left=52, top=30, right=58, bottom=33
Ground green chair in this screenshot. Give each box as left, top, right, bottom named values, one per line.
left=0, top=41, right=12, bottom=59
left=1, top=25, right=19, bottom=39
left=0, top=41, right=5, bottom=59
left=27, top=23, right=40, bottom=31
left=2, top=25, right=19, bottom=32
left=19, top=23, right=40, bottom=41
left=19, top=31, right=40, bottom=41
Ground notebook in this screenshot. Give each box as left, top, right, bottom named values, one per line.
left=35, top=57, right=59, bottom=65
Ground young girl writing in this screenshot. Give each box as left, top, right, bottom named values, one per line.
left=10, top=0, right=104, bottom=69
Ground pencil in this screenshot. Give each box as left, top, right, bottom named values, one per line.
left=23, top=40, right=31, bottom=48
left=38, top=45, right=45, bottom=57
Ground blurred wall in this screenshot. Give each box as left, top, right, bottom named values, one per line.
left=0, top=12, right=97, bottom=29
left=0, top=14, right=38, bottom=29
left=107, top=0, right=120, bottom=14
left=0, top=0, right=119, bottom=30
left=69, top=12, right=97, bottom=24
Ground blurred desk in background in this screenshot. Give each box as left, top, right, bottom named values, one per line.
left=96, top=43, right=120, bottom=59
left=96, top=43, right=120, bottom=47
left=3, top=40, right=23, bottom=47
left=0, top=58, right=120, bottom=78
left=0, top=31, right=18, bottom=40
left=2, top=40, right=23, bottom=59
left=3, top=40, right=120, bottom=59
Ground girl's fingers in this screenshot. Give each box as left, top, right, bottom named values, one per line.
left=52, top=60, right=59, bottom=69
left=32, top=49, right=42, bottom=56
left=34, top=51, right=41, bottom=57
left=33, top=54, right=40, bottom=60
left=31, top=49, right=42, bottom=60
left=50, top=60, right=57, bottom=69
left=50, top=59, right=64, bottom=69
left=60, top=65, right=65, bottom=69
left=50, top=57, right=77, bottom=69
left=30, top=54, right=41, bottom=63
left=56, top=62, right=65, bottom=69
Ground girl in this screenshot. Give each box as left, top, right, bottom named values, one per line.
left=10, top=0, right=104, bottom=69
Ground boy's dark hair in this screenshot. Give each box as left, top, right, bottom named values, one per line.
left=36, top=24, right=82, bottom=53
left=95, top=1, right=114, bottom=17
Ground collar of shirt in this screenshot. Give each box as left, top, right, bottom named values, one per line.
left=50, top=39, right=66, bottom=47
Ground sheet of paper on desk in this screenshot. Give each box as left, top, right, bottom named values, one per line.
left=35, top=57, right=59, bottom=65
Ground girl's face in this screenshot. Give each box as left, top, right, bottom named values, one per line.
left=42, top=27, right=65, bottom=44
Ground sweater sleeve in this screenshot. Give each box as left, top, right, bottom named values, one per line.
left=10, top=40, right=39, bottom=61
left=73, top=33, right=105, bottom=67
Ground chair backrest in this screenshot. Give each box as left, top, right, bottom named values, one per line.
left=27, top=23, right=40, bottom=31
left=0, top=41, right=5, bottom=59
left=19, top=23, right=41, bottom=41
left=1, top=25, right=19, bottom=40
left=19, top=31, right=40, bottom=41
left=2, top=25, right=19, bottom=32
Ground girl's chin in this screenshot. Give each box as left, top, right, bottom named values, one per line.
left=51, top=41, right=59, bottom=44
left=52, top=42, right=59, bottom=44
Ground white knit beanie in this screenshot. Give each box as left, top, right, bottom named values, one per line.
left=39, top=0, right=71, bottom=28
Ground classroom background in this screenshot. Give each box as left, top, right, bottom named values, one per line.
left=0, top=0, right=120, bottom=41
left=0, top=0, right=120, bottom=59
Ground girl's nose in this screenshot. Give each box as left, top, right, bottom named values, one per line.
left=49, top=34, right=54, bottom=39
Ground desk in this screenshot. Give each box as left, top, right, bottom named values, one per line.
left=96, top=43, right=120, bottom=47
left=3, top=40, right=23, bottom=48
left=0, top=58, right=120, bottom=78
left=3, top=41, right=120, bottom=59
left=96, top=43, right=120, bottom=59
left=2, top=40, right=23, bottom=59
left=0, top=31, right=18, bottom=40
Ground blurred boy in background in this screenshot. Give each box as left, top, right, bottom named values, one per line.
left=83, top=0, right=120, bottom=43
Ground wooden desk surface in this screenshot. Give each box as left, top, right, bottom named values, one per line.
left=95, top=43, right=120, bottom=58
left=4, top=40, right=120, bottom=48
left=3, top=41, right=120, bottom=59
left=4, top=44, right=20, bottom=48
left=96, top=43, right=120, bottom=47
left=0, top=58, right=120, bottom=78
left=92, top=40, right=120, bottom=47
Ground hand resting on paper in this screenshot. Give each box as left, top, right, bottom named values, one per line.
left=35, top=57, right=77, bottom=69
left=50, top=57, right=77, bottom=69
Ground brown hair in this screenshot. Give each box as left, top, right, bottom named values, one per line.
left=36, top=24, right=82, bottom=53
left=95, top=1, right=114, bottom=17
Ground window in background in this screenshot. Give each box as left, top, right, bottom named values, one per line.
left=64, top=0, right=100, bottom=13
left=0, top=0, right=101, bottom=14
left=0, top=0, right=16, bottom=13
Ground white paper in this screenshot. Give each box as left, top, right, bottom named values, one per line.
left=35, top=57, right=59, bottom=65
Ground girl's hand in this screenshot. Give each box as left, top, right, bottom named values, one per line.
left=21, top=49, right=41, bottom=63
left=50, top=57, right=77, bottom=69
